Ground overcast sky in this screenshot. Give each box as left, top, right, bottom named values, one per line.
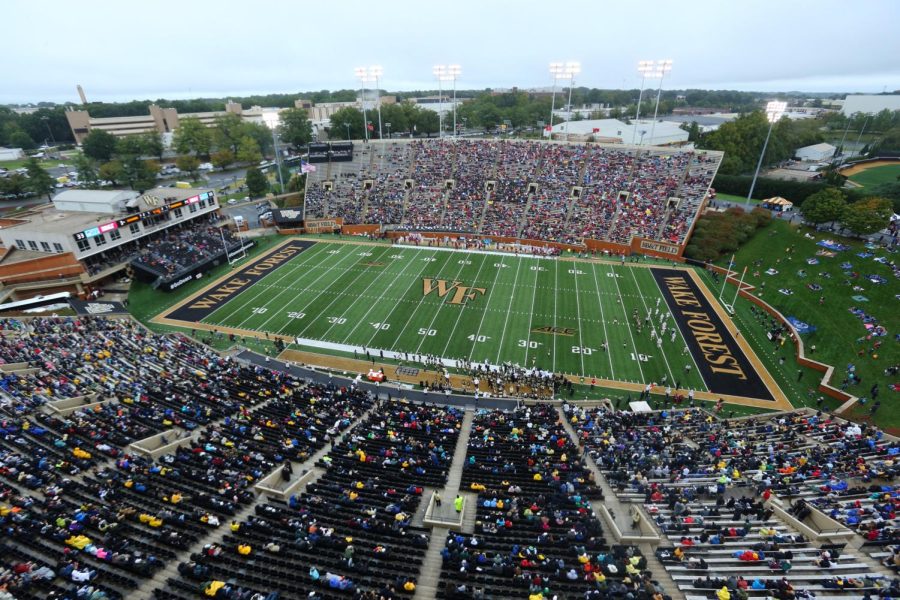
left=5, top=0, right=899, bottom=104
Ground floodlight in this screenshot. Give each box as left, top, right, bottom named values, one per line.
left=765, top=101, right=787, bottom=123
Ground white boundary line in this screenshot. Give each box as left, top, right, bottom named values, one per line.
left=627, top=266, right=676, bottom=386
left=572, top=261, right=586, bottom=376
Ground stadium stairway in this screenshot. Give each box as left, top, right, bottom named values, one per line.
left=410, top=408, right=475, bottom=599
left=555, top=405, right=683, bottom=598
left=122, top=397, right=379, bottom=600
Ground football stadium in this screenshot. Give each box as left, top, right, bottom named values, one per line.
left=0, top=134, right=897, bottom=600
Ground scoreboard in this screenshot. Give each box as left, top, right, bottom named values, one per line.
left=308, top=142, right=354, bottom=164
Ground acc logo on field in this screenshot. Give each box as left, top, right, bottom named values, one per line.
left=531, top=326, right=576, bottom=336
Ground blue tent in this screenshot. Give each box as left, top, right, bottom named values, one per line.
left=787, top=316, right=816, bottom=335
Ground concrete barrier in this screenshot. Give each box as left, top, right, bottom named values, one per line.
left=598, top=505, right=660, bottom=545
left=129, top=429, right=197, bottom=460
left=767, top=496, right=854, bottom=545
left=47, top=394, right=108, bottom=416
left=256, top=467, right=317, bottom=500
left=423, top=491, right=465, bottom=530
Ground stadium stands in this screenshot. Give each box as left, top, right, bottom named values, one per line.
left=304, top=139, right=721, bottom=249
left=1, top=314, right=897, bottom=600
left=131, top=222, right=240, bottom=281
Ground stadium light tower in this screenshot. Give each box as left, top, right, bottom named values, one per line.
left=356, top=66, right=383, bottom=140
left=549, top=62, right=580, bottom=141
left=746, top=101, right=787, bottom=206
left=354, top=67, right=371, bottom=141
left=433, top=65, right=461, bottom=138
left=261, top=112, right=285, bottom=194
left=647, top=59, right=673, bottom=146
left=433, top=66, right=445, bottom=137
left=447, top=65, right=461, bottom=138
left=563, top=62, right=581, bottom=142
left=631, top=60, right=656, bottom=145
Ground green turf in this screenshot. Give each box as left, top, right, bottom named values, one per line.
left=848, top=164, right=900, bottom=188
left=194, top=243, right=713, bottom=391
left=712, top=219, right=899, bottom=429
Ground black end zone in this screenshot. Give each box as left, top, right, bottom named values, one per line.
left=651, top=268, right=774, bottom=401
left=165, top=240, right=315, bottom=323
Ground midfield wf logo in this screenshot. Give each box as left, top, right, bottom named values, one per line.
left=423, top=279, right=487, bottom=305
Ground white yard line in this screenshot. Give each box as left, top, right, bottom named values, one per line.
left=490, top=257, right=523, bottom=364
left=438, top=253, right=494, bottom=359
left=339, top=248, right=439, bottom=344
left=412, top=254, right=484, bottom=356
left=202, top=242, right=331, bottom=324
left=289, top=246, right=395, bottom=338
left=627, top=267, right=676, bottom=385
left=244, top=245, right=362, bottom=332
left=572, top=261, right=586, bottom=376
left=607, top=265, right=645, bottom=383
left=522, top=258, right=543, bottom=367
left=552, top=259, right=559, bottom=373
left=589, top=265, right=616, bottom=379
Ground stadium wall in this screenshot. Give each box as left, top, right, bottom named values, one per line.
left=0, top=252, right=84, bottom=284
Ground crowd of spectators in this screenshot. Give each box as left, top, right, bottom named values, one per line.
left=304, top=139, right=720, bottom=247
left=563, top=404, right=900, bottom=598
left=131, top=222, right=239, bottom=280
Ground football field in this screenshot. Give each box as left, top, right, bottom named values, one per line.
left=159, top=239, right=781, bottom=400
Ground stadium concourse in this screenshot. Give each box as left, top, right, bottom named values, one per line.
left=303, top=139, right=722, bottom=249
left=0, top=315, right=897, bottom=600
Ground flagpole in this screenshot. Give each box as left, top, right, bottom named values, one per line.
left=718, top=254, right=734, bottom=300
left=732, top=265, right=747, bottom=309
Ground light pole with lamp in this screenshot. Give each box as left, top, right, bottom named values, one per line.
left=262, top=112, right=285, bottom=195
left=356, top=66, right=383, bottom=140
left=746, top=101, right=787, bottom=206
left=354, top=67, right=370, bottom=142
left=343, top=122, right=351, bottom=140
left=433, top=65, right=446, bottom=137
left=447, top=65, right=461, bottom=137
left=548, top=62, right=563, bottom=138
left=563, top=62, right=581, bottom=142
left=647, top=59, right=673, bottom=146
left=385, top=122, right=391, bottom=139
left=631, top=60, right=655, bottom=145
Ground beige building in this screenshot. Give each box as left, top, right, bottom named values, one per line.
left=66, top=102, right=246, bottom=144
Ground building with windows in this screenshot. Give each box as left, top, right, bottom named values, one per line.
left=0, top=187, right=220, bottom=280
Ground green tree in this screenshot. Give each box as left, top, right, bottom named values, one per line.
left=98, top=160, right=124, bottom=185
left=327, top=107, right=364, bottom=139
left=240, top=121, right=273, bottom=156
left=210, top=149, right=235, bottom=170
left=24, top=157, right=55, bottom=200
left=122, top=158, right=159, bottom=192
left=412, top=108, right=440, bottom=135
left=139, top=131, right=165, bottom=160
left=8, top=129, right=36, bottom=150
left=213, top=113, right=245, bottom=154
left=82, top=129, right=118, bottom=162
left=841, top=197, right=893, bottom=235
left=236, top=136, right=262, bottom=164
left=278, top=107, right=313, bottom=148
left=115, top=135, right=147, bottom=158
left=173, top=117, right=212, bottom=157
left=378, top=104, right=409, bottom=138
left=245, top=167, right=268, bottom=197
left=73, top=154, right=100, bottom=189
left=176, top=155, right=202, bottom=180
left=0, top=173, right=28, bottom=197
left=801, top=188, right=847, bottom=225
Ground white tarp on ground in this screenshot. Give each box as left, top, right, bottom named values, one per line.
left=629, top=401, right=653, bottom=413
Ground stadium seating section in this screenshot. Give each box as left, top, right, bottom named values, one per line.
left=305, top=140, right=722, bottom=248
left=0, top=315, right=896, bottom=599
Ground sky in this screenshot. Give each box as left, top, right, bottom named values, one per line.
left=5, top=0, right=900, bottom=104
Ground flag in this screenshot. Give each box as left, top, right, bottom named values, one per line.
left=544, top=125, right=552, bottom=131
left=367, top=123, right=374, bottom=131
left=592, top=128, right=600, bottom=133
left=301, top=162, right=316, bottom=174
